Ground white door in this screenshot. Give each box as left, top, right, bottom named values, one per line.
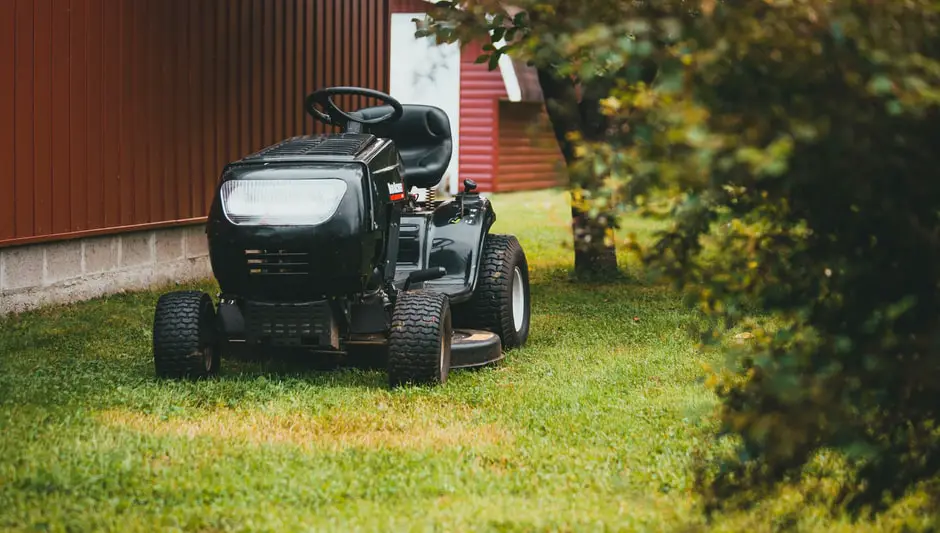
left=389, top=13, right=462, bottom=196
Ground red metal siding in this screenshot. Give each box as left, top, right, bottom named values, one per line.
left=391, top=0, right=433, bottom=12
left=85, top=0, right=103, bottom=231
left=0, top=1, right=14, bottom=241
left=0, top=0, right=391, bottom=248
left=494, top=100, right=568, bottom=192
left=459, top=41, right=507, bottom=193
left=12, top=0, right=34, bottom=241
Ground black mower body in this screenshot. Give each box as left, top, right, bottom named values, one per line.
left=203, top=131, right=494, bottom=351
left=207, top=133, right=404, bottom=302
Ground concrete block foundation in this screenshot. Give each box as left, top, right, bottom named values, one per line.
left=0, top=224, right=213, bottom=315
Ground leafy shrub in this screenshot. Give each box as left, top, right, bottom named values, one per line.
left=597, top=0, right=940, bottom=515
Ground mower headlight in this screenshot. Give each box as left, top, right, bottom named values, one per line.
left=220, top=179, right=348, bottom=226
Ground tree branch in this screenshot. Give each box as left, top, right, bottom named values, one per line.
left=536, top=66, right=581, bottom=167
left=578, top=78, right=614, bottom=142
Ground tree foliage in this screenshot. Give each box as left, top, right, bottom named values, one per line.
left=420, top=0, right=640, bottom=279
left=422, top=0, right=940, bottom=516
left=605, top=0, right=940, bottom=515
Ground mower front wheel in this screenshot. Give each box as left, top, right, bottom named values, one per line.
left=152, top=291, right=220, bottom=379
left=387, top=291, right=453, bottom=388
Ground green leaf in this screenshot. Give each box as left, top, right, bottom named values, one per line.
left=491, top=27, right=506, bottom=43
left=868, top=75, right=894, bottom=96
left=830, top=20, right=845, bottom=43
left=475, top=54, right=491, bottom=65
left=655, top=61, right=684, bottom=94
left=488, top=51, right=502, bottom=71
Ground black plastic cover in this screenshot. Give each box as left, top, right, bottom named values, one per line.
left=206, top=134, right=405, bottom=302
left=394, top=194, right=496, bottom=303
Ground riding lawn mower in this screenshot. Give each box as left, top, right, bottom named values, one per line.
left=151, top=86, right=531, bottom=387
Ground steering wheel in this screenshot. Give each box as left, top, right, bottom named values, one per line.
left=304, top=86, right=404, bottom=127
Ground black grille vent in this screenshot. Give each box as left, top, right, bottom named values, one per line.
left=312, top=136, right=374, bottom=155
left=243, top=300, right=336, bottom=348
left=397, top=224, right=421, bottom=265
left=245, top=249, right=311, bottom=276
left=246, top=134, right=374, bottom=159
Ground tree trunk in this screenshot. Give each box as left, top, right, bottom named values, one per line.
left=571, top=197, right=619, bottom=280
left=536, top=67, right=620, bottom=280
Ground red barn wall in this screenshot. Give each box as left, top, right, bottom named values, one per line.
left=390, top=0, right=433, bottom=12
left=0, top=0, right=391, bottom=248
left=458, top=41, right=507, bottom=193
left=495, top=101, right=568, bottom=192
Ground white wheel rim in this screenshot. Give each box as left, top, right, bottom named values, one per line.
left=440, top=335, right=446, bottom=376
left=512, top=266, right=525, bottom=332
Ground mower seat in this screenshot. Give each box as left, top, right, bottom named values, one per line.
left=352, top=104, right=452, bottom=190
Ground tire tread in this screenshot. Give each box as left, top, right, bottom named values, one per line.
left=388, top=291, right=451, bottom=387
left=152, top=291, right=216, bottom=379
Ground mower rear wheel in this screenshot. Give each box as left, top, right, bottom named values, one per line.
left=152, top=291, right=220, bottom=379
left=454, top=234, right=530, bottom=350
left=387, top=291, right=453, bottom=387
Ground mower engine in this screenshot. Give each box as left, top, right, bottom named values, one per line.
left=206, top=133, right=406, bottom=351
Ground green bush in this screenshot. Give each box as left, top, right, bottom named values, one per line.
left=598, top=0, right=940, bottom=515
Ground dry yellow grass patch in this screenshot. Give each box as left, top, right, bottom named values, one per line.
left=96, top=400, right=511, bottom=452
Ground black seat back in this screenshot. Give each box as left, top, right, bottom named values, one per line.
left=352, top=104, right=452, bottom=190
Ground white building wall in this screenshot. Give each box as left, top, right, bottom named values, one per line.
left=389, top=13, right=462, bottom=196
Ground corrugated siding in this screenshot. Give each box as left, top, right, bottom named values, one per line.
left=495, top=100, right=568, bottom=192
left=0, top=0, right=390, bottom=248
left=390, top=0, right=432, bottom=12
left=0, top=2, right=14, bottom=242
left=458, top=41, right=506, bottom=193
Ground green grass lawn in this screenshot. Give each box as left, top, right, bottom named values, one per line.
left=0, top=190, right=935, bottom=532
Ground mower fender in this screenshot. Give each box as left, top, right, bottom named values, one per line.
left=397, top=196, right=495, bottom=303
